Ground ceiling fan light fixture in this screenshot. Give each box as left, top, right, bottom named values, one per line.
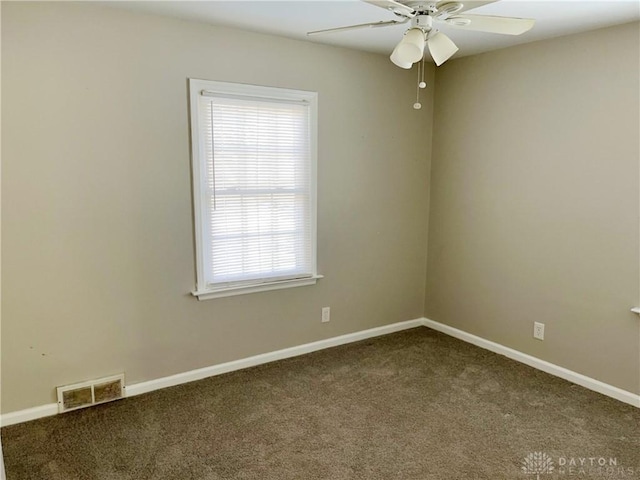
left=392, top=28, right=425, bottom=66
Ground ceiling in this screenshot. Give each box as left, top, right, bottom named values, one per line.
left=107, top=1, right=640, bottom=62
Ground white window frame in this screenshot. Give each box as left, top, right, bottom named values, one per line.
left=188, top=78, right=320, bottom=300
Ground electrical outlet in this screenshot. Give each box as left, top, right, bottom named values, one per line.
left=533, top=322, right=545, bottom=340
left=321, top=307, right=330, bottom=323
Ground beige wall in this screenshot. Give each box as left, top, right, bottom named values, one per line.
left=2, top=2, right=638, bottom=415
left=426, top=22, right=640, bottom=394
left=1, top=2, right=434, bottom=412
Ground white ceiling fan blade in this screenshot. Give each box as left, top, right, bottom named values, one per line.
left=307, top=19, right=407, bottom=36
left=427, top=31, right=459, bottom=66
left=362, top=0, right=415, bottom=17
left=446, top=14, right=535, bottom=35
left=436, top=1, right=499, bottom=15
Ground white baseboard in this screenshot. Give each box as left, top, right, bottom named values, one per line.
left=126, top=318, right=423, bottom=396
left=0, top=403, right=59, bottom=428
left=421, top=318, right=640, bottom=408
left=3, top=316, right=636, bottom=427
left=1, top=318, right=423, bottom=427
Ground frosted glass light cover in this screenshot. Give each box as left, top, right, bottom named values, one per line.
left=390, top=44, right=412, bottom=69
left=394, top=28, right=425, bottom=64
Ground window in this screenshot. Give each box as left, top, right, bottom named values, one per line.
left=189, top=79, right=320, bottom=300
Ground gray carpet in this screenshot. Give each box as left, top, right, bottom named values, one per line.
left=2, top=327, right=639, bottom=479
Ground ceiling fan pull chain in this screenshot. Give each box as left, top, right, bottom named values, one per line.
left=419, top=56, right=427, bottom=89
left=414, top=61, right=422, bottom=110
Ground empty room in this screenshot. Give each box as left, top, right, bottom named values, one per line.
left=1, top=1, right=639, bottom=479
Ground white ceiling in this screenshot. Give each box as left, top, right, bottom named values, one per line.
left=107, top=1, right=640, bottom=61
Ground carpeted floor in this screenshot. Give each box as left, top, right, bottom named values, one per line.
left=2, top=327, right=639, bottom=479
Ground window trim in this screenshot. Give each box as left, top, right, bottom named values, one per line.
left=188, top=78, right=320, bottom=300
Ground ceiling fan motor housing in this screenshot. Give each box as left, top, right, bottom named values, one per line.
left=413, top=14, right=433, bottom=32
left=406, top=2, right=439, bottom=14
left=406, top=1, right=464, bottom=16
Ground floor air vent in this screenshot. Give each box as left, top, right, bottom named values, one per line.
left=56, top=374, right=125, bottom=413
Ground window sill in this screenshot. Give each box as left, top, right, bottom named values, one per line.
left=192, top=275, right=323, bottom=301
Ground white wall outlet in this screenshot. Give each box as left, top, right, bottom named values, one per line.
left=321, top=307, right=330, bottom=323
left=533, top=322, right=545, bottom=340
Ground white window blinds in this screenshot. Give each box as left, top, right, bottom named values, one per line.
left=190, top=80, right=318, bottom=298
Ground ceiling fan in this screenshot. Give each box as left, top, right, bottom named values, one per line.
left=308, top=1, right=535, bottom=68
